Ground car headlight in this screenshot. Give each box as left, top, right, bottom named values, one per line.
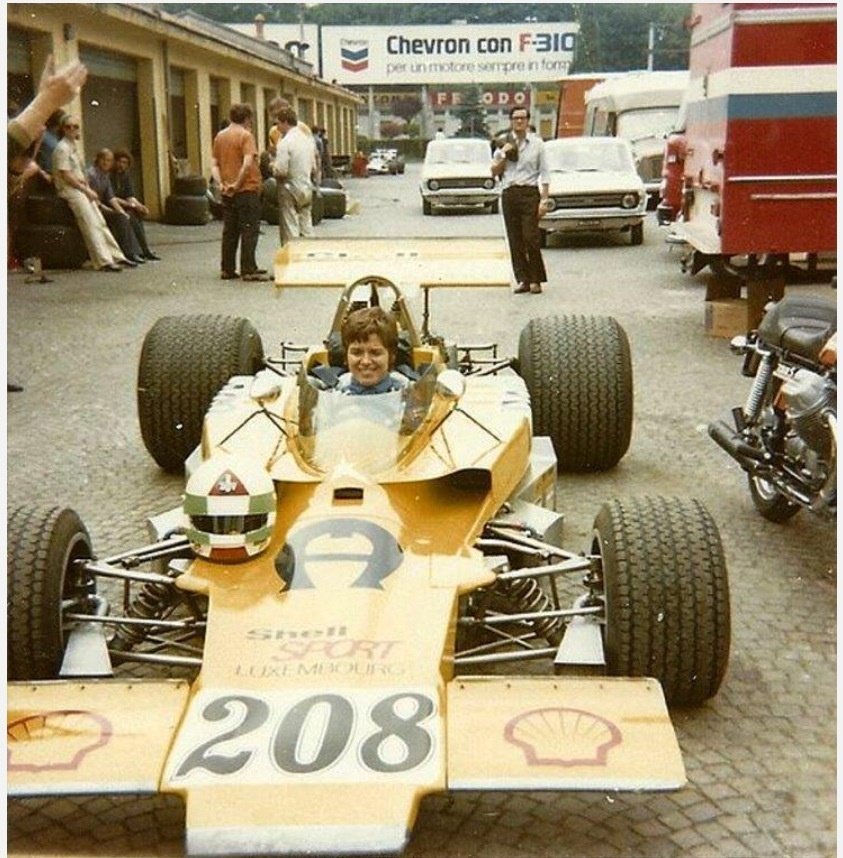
left=428, top=180, right=440, bottom=191
left=544, top=198, right=557, bottom=212
left=483, top=178, right=494, bottom=190
left=621, top=193, right=639, bottom=209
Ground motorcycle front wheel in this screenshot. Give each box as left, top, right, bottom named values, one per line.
left=748, top=474, right=801, bottom=523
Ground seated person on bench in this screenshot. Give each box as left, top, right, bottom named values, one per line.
left=337, top=306, right=408, bottom=395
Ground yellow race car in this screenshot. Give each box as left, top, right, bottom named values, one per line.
left=8, top=240, right=730, bottom=856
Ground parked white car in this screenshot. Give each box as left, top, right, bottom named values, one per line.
left=539, top=137, right=647, bottom=246
left=420, top=138, right=499, bottom=215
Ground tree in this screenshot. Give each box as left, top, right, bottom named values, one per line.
left=453, top=86, right=488, bottom=139
left=391, top=96, right=423, bottom=126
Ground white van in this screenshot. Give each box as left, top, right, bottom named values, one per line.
left=584, top=70, right=689, bottom=204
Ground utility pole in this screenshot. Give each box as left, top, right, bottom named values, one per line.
left=647, top=22, right=656, bottom=71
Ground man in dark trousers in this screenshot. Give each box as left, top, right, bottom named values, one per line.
left=491, top=106, right=550, bottom=294
left=210, top=103, right=267, bottom=281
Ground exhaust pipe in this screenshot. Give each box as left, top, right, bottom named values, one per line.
left=708, top=420, right=771, bottom=467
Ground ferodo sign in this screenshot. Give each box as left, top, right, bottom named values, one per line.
left=321, top=23, right=578, bottom=85
left=430, top=90, right=531, bottom=110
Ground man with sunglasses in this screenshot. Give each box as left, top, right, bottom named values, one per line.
left=491, top=106, right=550, bottom=295
left=53, top=115, right=131, bottom=272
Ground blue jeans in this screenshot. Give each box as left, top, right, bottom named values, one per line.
left=221, top=190, right=261, bottom=274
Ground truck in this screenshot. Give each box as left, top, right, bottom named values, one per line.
left=583, top=70, right=689, bottom=205
left=553, top=74, right=610, bottom=138
left=670, top=3, right=836, bottom=283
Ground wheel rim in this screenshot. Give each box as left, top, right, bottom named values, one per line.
left=58, top=532, right=93, bottom=650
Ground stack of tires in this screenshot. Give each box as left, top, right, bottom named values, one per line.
left=165, top=175, right=210, bottom=225
left=320, top=177, right=347, bottom=219
left=15, top=187, right=88, bottom=270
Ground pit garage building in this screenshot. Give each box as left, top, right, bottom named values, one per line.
left=7, top=4, right=362, bottom=218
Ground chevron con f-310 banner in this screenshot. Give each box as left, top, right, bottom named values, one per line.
left=321, top=23, right=579, bottom=85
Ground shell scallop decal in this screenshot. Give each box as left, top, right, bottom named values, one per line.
left=503, top=707, right=622, bottom=767
left=8, top=710, right=113, bottom=773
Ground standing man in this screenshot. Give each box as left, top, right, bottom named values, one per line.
left=211, top=103, right=267, bottom=281
left=491, top=107, right=550, bottom=295
left=273, top=106, right=319, bottom=245
left=53, top=114, right=130, bottom=272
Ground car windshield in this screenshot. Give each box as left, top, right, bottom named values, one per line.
left=293, top=366, right=440, bottom=476
left=616, top=108, right=679, bottom=142
left=425, top=139, right=490, bottom=166
left=544, top=139, right=635, bottom=173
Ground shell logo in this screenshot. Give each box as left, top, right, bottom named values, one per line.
left=7, top=709, right=113, bottom=773
left=503, top=707, right=622, bottom=767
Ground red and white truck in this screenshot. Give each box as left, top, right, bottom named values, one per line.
left=667, top=3, right=836, bottom=280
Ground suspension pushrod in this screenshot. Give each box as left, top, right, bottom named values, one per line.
left=485, top=526, right=581, bottom=558
left=81, top=561, right=178, bottom=587
left=460, top=605, right=601, bottom=625
left=453, top=647, right=557, bottom=665
left=98, top=537, right=190, bottom=566
left=497, top=558, right=592, bottom=581
left=107, top=649, right=202, bottom=667
left=64, top=613, right=204, bottom=630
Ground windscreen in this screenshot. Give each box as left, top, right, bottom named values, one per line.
left=545, top=139, right=635, bottom=173
left=424, top=139, right=491, bottom=166
left=616, top=108, right=679, bottom=142
left=294, top=367, right=440, bottom=476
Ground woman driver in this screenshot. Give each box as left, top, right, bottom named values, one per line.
left=338, top=307, right=407, bottom=395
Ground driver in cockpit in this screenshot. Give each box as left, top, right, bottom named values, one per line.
left=338, top=307, right=409, bottom=396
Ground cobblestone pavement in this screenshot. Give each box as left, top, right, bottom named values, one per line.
left=7, top=164, right=836, bottom=858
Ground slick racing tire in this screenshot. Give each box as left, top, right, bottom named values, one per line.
left=593, top=496, right=731, bottom=707
left=262, top=178, right=280, bottom=225
left=164, top=193, right=210, bottom=225
left=7, top=506, right=94, bottom=680
left=748, top=474, right=801, bottom=523
left=312, top=188, right=324, bottom=226
left=137, top=315, right=265, bottom=473
left=321, top=189, right=347, bottom=219
left=518, top=315, right=633, bottom=471
left=13, top=224, right=88, bottom=269
left=25, top=193, right=77, bottom=226
left=173, top=175, right=208, bottom=196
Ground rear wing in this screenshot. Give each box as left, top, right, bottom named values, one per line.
left=273, top=238, right=512, bottom=289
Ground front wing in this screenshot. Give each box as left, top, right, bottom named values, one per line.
left=8, top=675, right=683, bottom=855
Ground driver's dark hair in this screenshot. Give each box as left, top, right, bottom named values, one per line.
left=341, top=307, right=399, bottom=364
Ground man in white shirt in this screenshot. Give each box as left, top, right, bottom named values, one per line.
left=491, top=106, right=550, bottom=294
left=273, top=106, right=319, bottom=244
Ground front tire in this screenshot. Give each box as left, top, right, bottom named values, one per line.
left=518, top=315, right=633, bottom=471
left=593, top=496, right=730, bottom=707
left=8, top=506, right=94, bottom=680
left=422, top=199, right=432, bottom=216
left=630, top=222, right=644, bottom=245
left=137, top=315, right=264, bottom=472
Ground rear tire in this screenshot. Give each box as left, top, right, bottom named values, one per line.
left=593, top=496, right=730, bottom=707
left=173, top=175, right=208, bottom=196
left=13, top=224, right=88, bottom=269
left=8, top=506, right=94, bottom=680
left=164, top=194, right=210, bottom=225
left=137, top=315, right=264, bottom=472
left=518, top=315, right=633, bottom=471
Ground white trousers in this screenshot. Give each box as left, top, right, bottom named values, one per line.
left=58, top=188, right=125, bottom=268
left=279, top=185, right=314, bottom=243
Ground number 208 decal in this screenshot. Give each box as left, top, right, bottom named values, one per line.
left=167, top=689, right=440, bottom=785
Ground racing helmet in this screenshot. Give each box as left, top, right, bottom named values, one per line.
left=183, top=453, right=277, bottom=562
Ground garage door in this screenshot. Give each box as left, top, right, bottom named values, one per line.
left=78, top=46, right=143, bottom=196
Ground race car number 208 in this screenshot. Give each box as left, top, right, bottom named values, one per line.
left=165, top=687, right=441, bottom=787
